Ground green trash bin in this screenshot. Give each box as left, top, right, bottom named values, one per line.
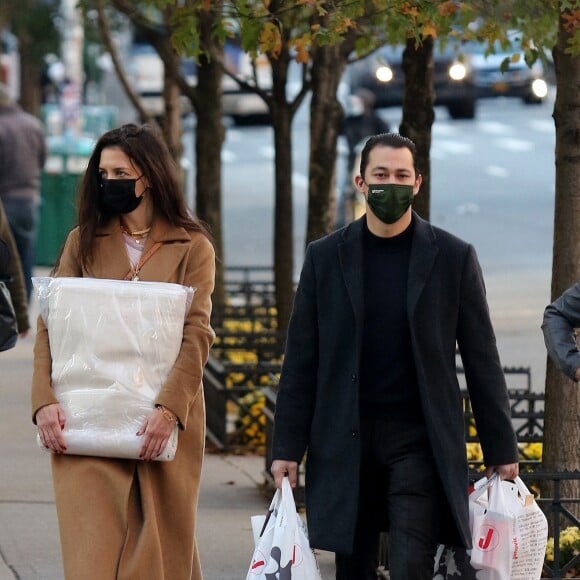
left=36, top=135, right=95, bottom=266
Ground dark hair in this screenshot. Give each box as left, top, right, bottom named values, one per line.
left=76, top=124, right=210, bottom=267
left=359, top=133, right=419, bottom=177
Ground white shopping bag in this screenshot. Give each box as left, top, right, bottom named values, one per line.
left=499, top=477, right=548, bottom=580
left=469, top=474, right=515, bottom=580
left=246, top=477, right=322, bottom=580
left=469, top=475, right=548, bottom=580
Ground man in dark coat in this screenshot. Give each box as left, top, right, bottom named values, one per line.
left=0, top=82, right=47, bottom=300
left=271, top=133, right=519, bottom=580
left=0, top=199, right=30, bottom=337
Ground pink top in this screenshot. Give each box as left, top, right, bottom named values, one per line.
left=122, top=231, right=146, bottom=268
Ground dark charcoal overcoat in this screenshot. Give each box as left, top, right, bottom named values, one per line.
left=272, top=212, right=518, bottom=554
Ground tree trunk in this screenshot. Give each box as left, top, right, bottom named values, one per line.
left=194, top=9, right=225, bottom=320
left=161, top=58, right=183, bottom=166
left=542, top=8, right=580, bottom=506
left=17, top=36, right=42, bottom=116
left=269, top=54, right=294, bottom=341
left=306, top=44, right=349, bottom=243
left=399, top=37, right=435, bottom=221
left=160, top=9, right=183, bottom=167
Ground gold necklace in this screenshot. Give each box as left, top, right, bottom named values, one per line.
left=120, top=224, right=151, bottom=246
left=120, top=225, right=151, bottom=238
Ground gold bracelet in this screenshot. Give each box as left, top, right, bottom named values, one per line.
left=156, top=405, right=178, bottom=424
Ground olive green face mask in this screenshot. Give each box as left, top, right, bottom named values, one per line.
left=366, top=183, right=414, bottom=224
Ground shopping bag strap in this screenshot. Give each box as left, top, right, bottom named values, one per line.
left=470, top=473, right=498, bottom=505
left=258, top=487, right=282, bottom=538
left=124, top=242, right=163, bottom=281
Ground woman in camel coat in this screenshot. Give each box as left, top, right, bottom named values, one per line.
left=31, top=124, right=215, bottom=580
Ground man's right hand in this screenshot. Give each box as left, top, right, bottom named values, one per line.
left=271, top=459, right=298, bottom=488
left=35, top=403, right=67, bottom=453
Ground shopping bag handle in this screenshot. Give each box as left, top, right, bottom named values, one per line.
left=470, top=472, right=498, bottom=505
left=258, top=485, right=283, bottom=539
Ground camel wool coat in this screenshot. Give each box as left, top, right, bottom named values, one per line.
left=31, top=216, right=215, bottom=580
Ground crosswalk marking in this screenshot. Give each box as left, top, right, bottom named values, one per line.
left=496, top=138, right=534, bottom=152
left=478, top=121, right=512, bottom=135
left=486, top=165, right=510, bottom=178
left=223, top=114, right=551, bottom=165
left=528, top=119, right=554, bottom=133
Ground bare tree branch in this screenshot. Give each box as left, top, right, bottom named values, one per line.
left=95, top=0, right=157, bottom=126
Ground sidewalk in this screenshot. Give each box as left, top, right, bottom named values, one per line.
left=0, top=333, right=335, bottom=579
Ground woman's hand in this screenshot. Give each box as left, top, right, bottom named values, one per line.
left=137, top=407, right=177, bottom=461
left=36, top=403, right=67, bottom=453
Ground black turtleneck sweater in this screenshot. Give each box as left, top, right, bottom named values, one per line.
left=359, top=218, right=428, bottom=443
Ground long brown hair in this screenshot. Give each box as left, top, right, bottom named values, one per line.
left=75, top=123, right=211, bottom=268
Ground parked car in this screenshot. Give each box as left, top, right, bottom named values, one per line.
left=221, top=41, right=271, bottom=124
left=347, top=38, right=549, bottom=121
left=466, top=40, right=548, bottom=104
left=127, top=37, right=272, bottom=124
left=347, top=42, right=478, bottom=119
left=127, top=42, right=196, bottom=117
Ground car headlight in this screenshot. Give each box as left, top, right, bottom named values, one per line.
left=531, top=78, right=548, bottom=98
left=449, top=63, right=467, bottom=81
left=375, top=65, right=393, bottom=83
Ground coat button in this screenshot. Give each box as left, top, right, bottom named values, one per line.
left=352, top=430, right=359, bottom=437
left=351, top=374, right=357, bottom=383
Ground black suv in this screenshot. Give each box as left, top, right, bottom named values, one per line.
left=347, top=42, right=477, bottom=119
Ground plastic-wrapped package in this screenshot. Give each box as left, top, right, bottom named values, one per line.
left=33, top=277, right=195, bottom=461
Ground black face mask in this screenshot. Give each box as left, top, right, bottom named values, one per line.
left=100, top=178, right=143, bottom=214
left=366, top=183, right=414, bottom=224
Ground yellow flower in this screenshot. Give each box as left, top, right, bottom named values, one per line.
left=519, top=442, right=543, bottom=460
left=546, top=526, right=580, bottom=567
left=466, top=443, right=483, bottom=461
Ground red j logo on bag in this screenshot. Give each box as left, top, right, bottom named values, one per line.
left=250, top=550, right=267, bottom=574
left=477, top=526, right=499, bottom=551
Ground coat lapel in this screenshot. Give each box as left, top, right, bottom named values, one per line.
left=86, top=218, right=132, bottom=279
left=87, top=217, right=191, bottom=282
left=407, top=212, right=439, bottom=321
left=135, top=219, right=190, bottom=282
left=339, top=218, right=365, bottom=357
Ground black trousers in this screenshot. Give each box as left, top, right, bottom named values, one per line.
left=335, top=417, right=454, bottom=580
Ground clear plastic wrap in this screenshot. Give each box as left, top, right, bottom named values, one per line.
left=33, top=277, right=195, bottom=461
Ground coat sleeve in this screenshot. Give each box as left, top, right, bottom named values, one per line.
left=541, top=282, right=580, bottom=381
left=456, top=245, right=518, bottom=467
left=272, top=243, right=319, bottom=463
left=155, top=233, right=215, bottom=429
left=31, top=229, right=82, bottom=422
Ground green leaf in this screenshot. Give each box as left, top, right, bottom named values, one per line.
left=499, top=56, right=511, bottom=73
